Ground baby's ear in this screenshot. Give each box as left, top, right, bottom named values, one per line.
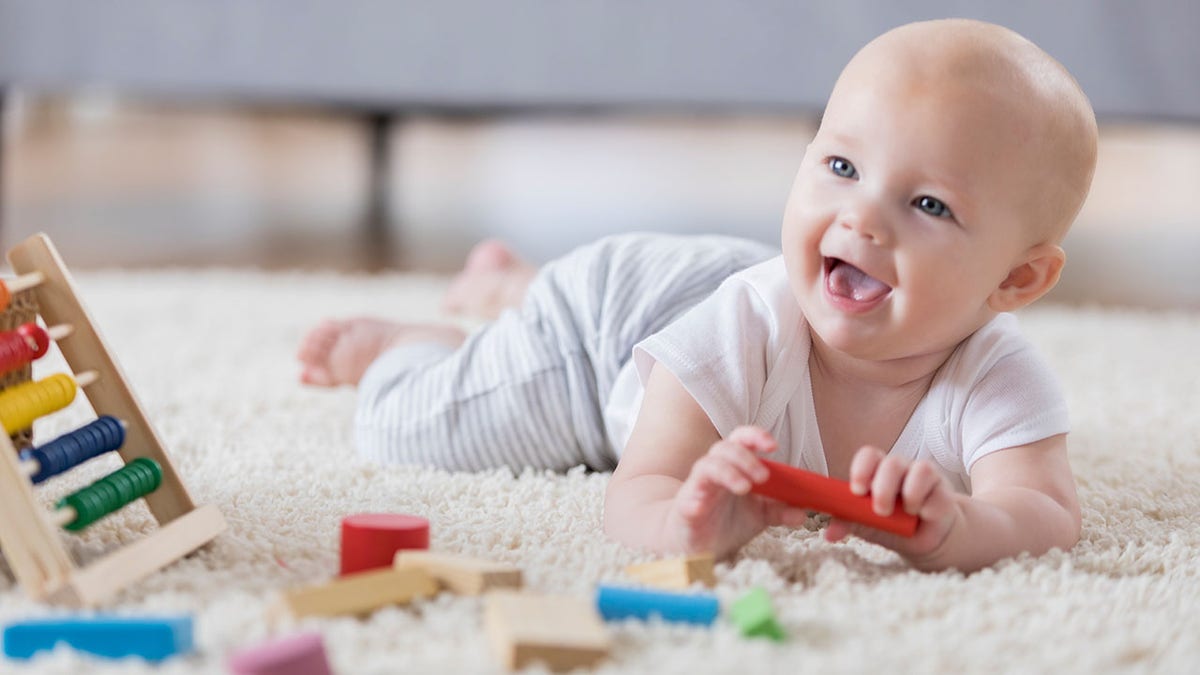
left=987, top=243, right=1066, bottom=312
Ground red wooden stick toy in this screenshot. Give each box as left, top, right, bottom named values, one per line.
left=750, top=458, right=918, bottom=537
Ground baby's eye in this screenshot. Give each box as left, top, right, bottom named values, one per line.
left=914, top=195, right=954, bottom=219
left=827, top=157, right=858, bottom=179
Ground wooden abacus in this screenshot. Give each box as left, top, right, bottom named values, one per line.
left=0, top=233, right=226, bottom=606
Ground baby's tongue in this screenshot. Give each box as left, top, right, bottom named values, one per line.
left=828, top=261, right=890, bottom=302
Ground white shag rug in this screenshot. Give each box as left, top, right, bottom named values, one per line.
left=0, top=268, right=1198, bottom=675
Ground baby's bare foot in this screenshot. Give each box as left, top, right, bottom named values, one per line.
left=297, top=318, right=465, bottom=387
left=442, top=239, right=537, bottom=320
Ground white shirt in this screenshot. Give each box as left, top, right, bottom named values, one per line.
left=602, top=256, right=1070, bottom=493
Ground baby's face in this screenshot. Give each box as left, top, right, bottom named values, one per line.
left=781, top=63, right=1046, bottom=362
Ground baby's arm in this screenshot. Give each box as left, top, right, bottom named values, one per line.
left=604, top=363, right=808, bottom=558
left=826, top=434, right=1080, bottom=572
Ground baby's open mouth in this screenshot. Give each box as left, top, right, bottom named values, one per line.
left=824, top=257, right=892, bottom=303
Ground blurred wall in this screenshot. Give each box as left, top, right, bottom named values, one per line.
left=394, top=117, right=1200, bottom=309
left=3, top=100, right=1198, bottom=309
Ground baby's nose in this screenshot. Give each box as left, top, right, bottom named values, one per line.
left=837, top=202, right=891, bottom=246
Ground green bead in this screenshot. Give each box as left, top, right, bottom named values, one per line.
left=56, top=458, right=163, bottom=531
left=729, top=587, right=786, bottom=642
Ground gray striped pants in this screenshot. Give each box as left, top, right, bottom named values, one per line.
left=355, top=233, right=776, bottom=472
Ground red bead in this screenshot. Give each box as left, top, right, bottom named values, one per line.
left=0, top=330, right=31, bottom=375
left=17, top=323, right=51, bottom=360
left=339, top=513, right=429, bottom=576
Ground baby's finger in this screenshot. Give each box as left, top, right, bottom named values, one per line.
left=900, top=461, right=942, bottom=516
left=848, top=446, right=886, bottom=496
left=763, top=502, right=810, bottom=528
left=694, top=454, right=753, bottom=495
left=823, top=517, right=853, bottom=542
left=676, top=458, right=738, bottom=518
left=917, top=477, right=957, bottom=523
left=870, top=455, right=910, bottom=516
left=675, top=474, right=721, bottom=521
left=710, top=441, right=770, bottom=483
left=728, top=426, right=778, bottom=455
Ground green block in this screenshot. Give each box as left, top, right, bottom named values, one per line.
left=729, top=587, right=786, bottom=642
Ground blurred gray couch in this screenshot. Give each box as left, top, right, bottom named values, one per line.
left=2, top=1, right=1197, bottom=118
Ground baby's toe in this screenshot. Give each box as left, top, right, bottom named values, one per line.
left=300, top=364, right=337, bottom=387
left=464, top=239, right=517, bottom=272
left=297, top=321, right=343, bottom=361
left=441, top=285, right=467, bottom=315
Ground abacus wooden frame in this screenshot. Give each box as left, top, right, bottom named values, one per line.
left=0, top=233, right=226, bottom=606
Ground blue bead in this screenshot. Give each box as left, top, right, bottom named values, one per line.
left=25, top=416, right=125, bottom=484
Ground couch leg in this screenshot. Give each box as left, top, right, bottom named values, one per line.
left=363, top=111, right=395, bottom=271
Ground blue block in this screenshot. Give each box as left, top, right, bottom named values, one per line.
left=3, top=615, right=194, bottom=662
left=595, top=584, right=719, bottom=626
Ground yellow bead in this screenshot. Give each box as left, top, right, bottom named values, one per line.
left=0, top=373, right=77, bottom=434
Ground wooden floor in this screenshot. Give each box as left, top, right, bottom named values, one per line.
left=2, top=98, right=380, bottom=271
left=2, top=97, right=1198, bottom=306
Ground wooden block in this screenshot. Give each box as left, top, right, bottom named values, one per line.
left=624, top=554, right=716, bottom=589
left=484, top=591, right=609, bottom=672
left=281, top=567, right=437, bottom=618
left=394, top=550, right=523, bottom=595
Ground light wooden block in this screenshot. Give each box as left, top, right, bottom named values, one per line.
left=394, top=550, right=523, bottom=595
left=484, top=591, right=610, bottom=672
left=281, top=567, right=437, bottom=618
left=624, top=554, right=717, bottom=589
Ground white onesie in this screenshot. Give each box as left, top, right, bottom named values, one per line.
left=602, top=256, right=1070, bottom=493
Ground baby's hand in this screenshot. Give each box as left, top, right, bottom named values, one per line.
left=824, top=446, right=962, bottom=561
left=668, top=426, right=809, bottom=558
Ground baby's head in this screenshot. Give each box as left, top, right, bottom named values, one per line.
left=781, top=18, right=1098, bottom=361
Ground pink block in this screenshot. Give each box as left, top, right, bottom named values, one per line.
left=227, top=632, right=333, bottom=675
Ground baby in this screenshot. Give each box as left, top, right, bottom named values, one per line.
left=298, top=19, right=1098, bottom=573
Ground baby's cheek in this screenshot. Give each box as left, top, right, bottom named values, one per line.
left=784, top=204, right=826, bottom=253
left=780, top=229, right=818, bottom=297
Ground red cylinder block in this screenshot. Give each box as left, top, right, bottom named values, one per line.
left=339, top=513, right=429, bottom=576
